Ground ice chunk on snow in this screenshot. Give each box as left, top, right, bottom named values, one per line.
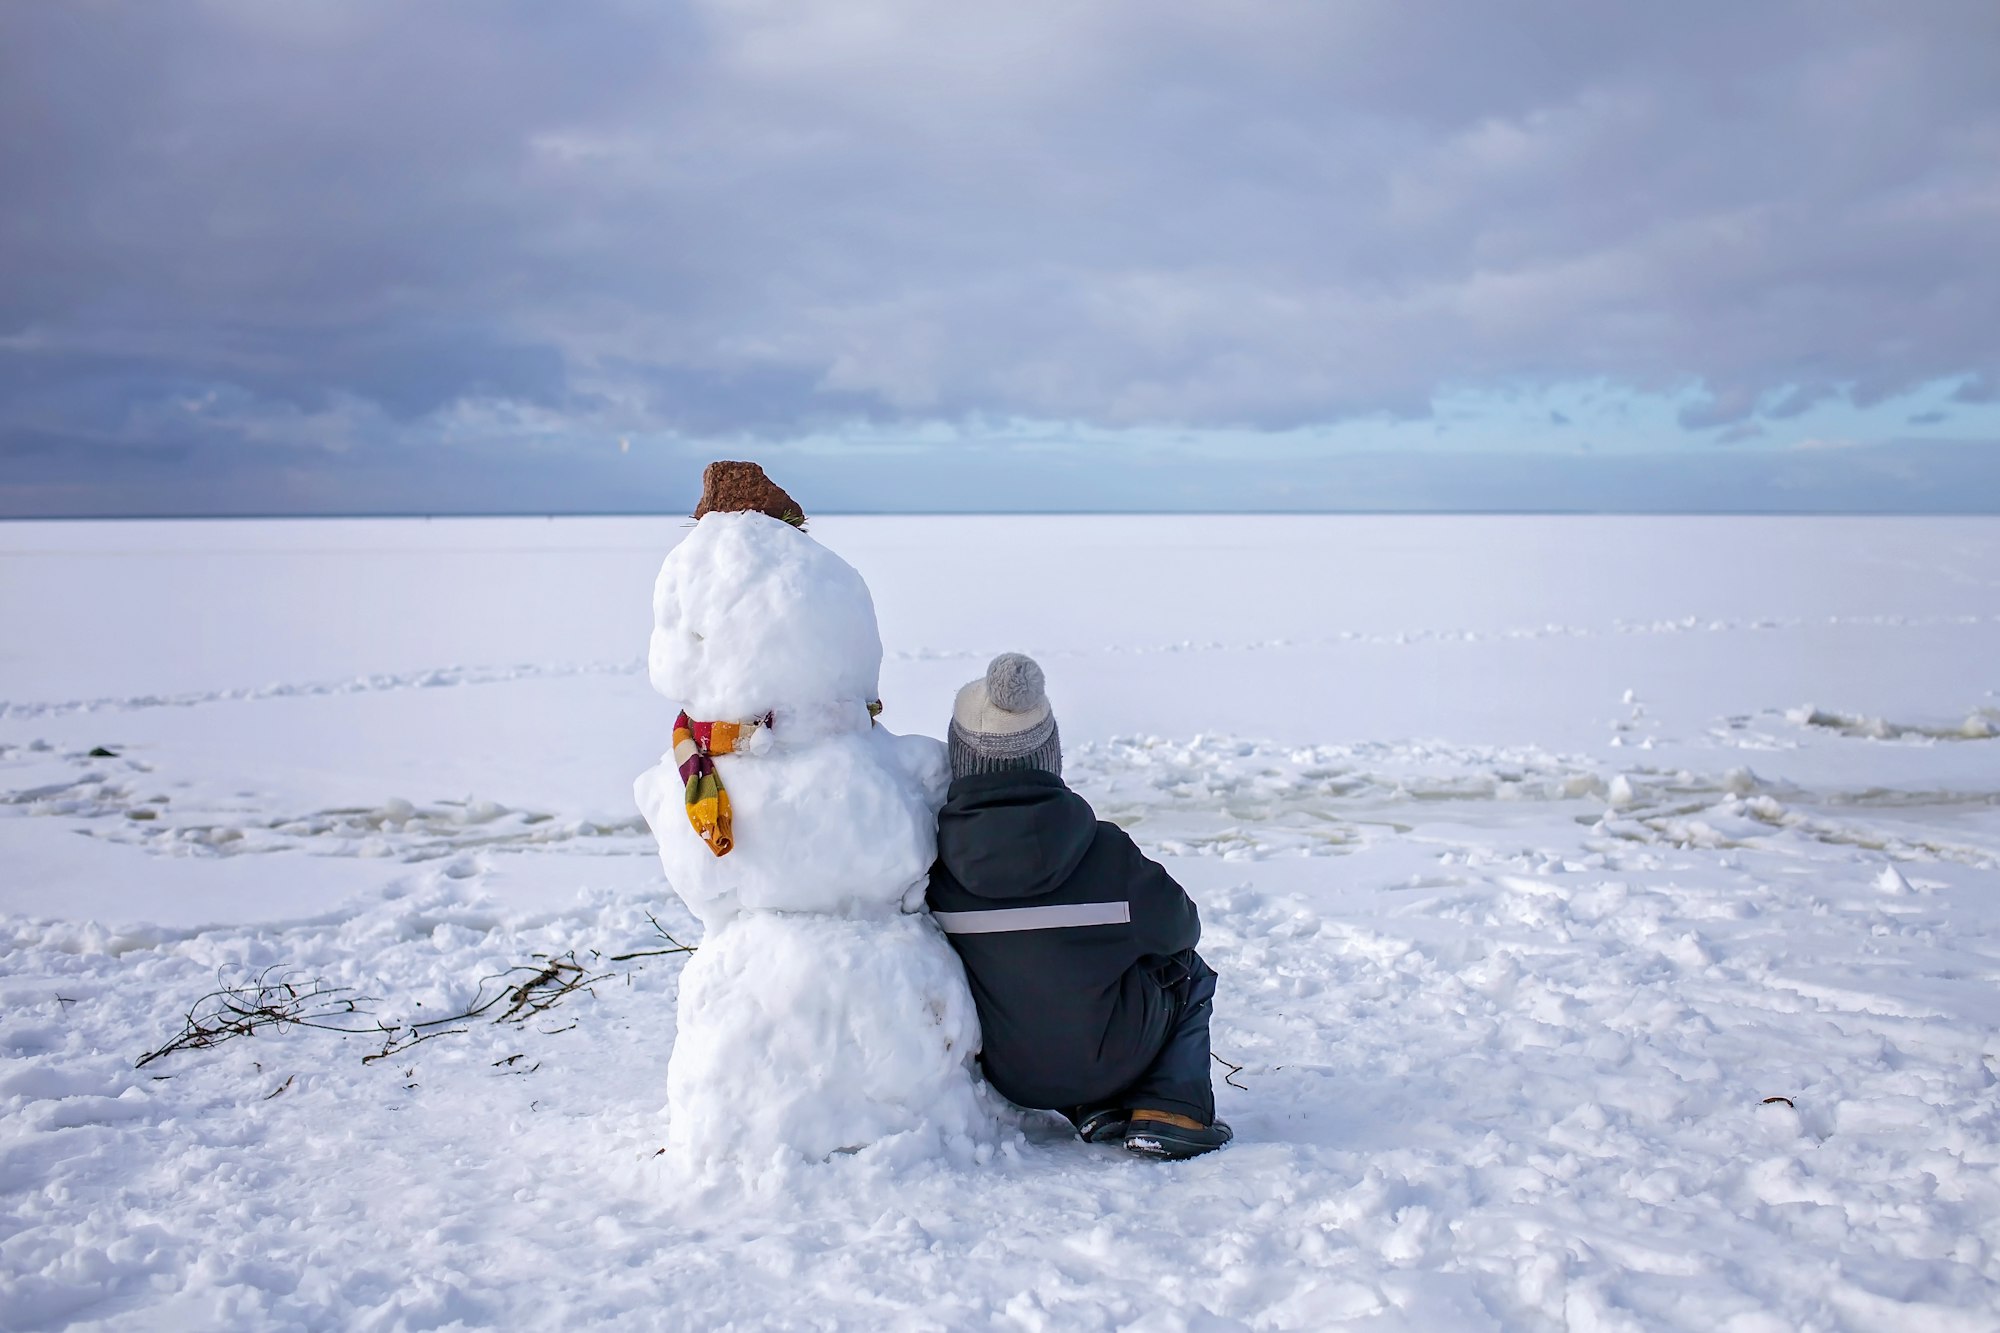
left=461, top=798, right=507, bottom=824
left=1746, top=795, right=1787, bottom=821
left=1875, top=863, right=1914, bottom=896
left=1561, top=773, right=1607, bottom=800
left=665, top=911, right=991, bottom=1167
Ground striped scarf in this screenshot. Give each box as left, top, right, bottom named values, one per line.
left=673, top=711, right=769, bottom=857
left=673, top=701, right=883, bottom=857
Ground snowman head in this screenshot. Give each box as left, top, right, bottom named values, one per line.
left=649, top=510, right=884, bottom=720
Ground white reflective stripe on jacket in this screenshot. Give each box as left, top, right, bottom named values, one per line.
left=930, top=901, right=1131, bottom=935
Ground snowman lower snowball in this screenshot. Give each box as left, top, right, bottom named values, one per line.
left=634, top=468, right=995, bottom=1165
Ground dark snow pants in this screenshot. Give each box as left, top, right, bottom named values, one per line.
left=1118, top=949, right=1218, bottom=1123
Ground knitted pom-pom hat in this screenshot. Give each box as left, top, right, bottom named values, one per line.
left=948, top=652, right=1061, bottom=780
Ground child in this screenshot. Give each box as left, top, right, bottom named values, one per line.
left=926, top=653, right=1232, bottom=1159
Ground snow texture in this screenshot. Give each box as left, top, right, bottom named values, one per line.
left=666, top=912, right=992, bottom=1166
left=634, top=510, right=986, bottom=1169
left=2, top=514, right=1999, bottom=1330
left=633, top=726, right=946, bottom=922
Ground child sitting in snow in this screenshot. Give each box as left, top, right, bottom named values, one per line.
left=926, top=654, right=1232, bottom=1159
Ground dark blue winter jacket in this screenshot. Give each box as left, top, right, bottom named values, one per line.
left=926, top=769, right=1201, bottom=1109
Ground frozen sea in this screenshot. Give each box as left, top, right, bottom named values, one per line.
left=2, top=515, right=1998, bottom=1331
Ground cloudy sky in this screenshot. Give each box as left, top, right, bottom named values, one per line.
left=4, top=1, right=1997, bottom=515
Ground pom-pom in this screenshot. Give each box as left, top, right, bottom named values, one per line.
left=985, top=653, right=1046, bottom=713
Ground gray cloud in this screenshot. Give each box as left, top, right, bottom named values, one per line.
left=3, top=1, right=1998, bottom=500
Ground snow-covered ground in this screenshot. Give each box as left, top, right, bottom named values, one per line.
left=3, top=515, right=1998, bottom=1331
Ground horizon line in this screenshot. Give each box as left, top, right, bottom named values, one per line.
left=6, top=507, right=2000, bottom=522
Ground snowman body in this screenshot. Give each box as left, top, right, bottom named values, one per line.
left=633, top=512, right=990, bottom=1164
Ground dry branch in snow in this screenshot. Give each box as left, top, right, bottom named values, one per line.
left=137, top=930, right=689, bottom=1072
left=136, top=969, right=378, bottom=1069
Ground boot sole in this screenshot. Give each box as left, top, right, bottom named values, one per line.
left=1124, top=1124, right=1233, bottom=1159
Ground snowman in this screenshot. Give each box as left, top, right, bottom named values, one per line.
left=633, top=463, right=993, bottom=1165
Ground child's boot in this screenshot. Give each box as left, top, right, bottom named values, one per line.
left=1123, top=1109, right=1233, bottom=1159
left=1065, top=1102, right=1130, bottom=1143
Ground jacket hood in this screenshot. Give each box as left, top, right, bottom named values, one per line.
left=936, top=769, right=1099, bottom=900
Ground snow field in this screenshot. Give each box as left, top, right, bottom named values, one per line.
left=2, top=515, right=1998, bottom=1329
left=6, top=803, right=1995, bottom=1328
